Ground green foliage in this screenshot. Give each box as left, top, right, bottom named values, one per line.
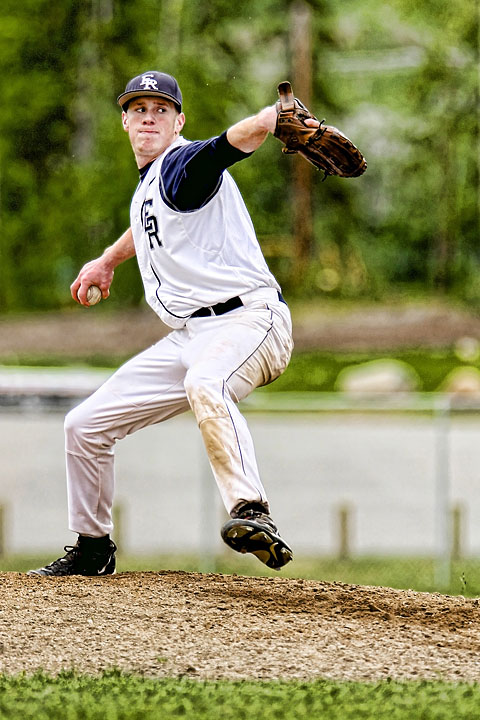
left=0, top=1, right=477, bottom=311
left=314, top=0, right=478, bottom=301
left=261, top=348, right=478, bottom=392
left=0, top=672, right=479, bottom=720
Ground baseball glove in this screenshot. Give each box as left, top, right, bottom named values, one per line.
left=274, top=81, right=367, bottom=179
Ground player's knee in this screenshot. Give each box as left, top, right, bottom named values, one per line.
left=184, top=367, right=228, bottom=421
left=64, top=403, right=99, bottom=455
left=64, top=405, right=81, bottom=437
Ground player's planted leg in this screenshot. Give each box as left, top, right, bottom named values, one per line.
left=221, top=502, right=293, bottom=570
left=27, top=535, right=116, bottom=576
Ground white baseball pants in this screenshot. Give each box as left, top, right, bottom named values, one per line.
left=64, top=289, right=293, bottom=537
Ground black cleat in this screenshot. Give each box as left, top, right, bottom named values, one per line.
left=221, top=507, right=293, bottom=570
left=27, top=537, right=117, bottom=577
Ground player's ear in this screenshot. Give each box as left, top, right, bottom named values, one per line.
left=175, top=112, right=185, bottom=135
left=122, top=111, right=129, bottom=132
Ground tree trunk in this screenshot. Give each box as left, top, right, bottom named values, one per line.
left=290, top=0, right=314, bottom=282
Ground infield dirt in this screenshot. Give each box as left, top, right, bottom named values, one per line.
left=1, top=570, right=479, bottom=681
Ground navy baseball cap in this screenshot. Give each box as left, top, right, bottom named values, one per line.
left=117, top=71, right=182, bottom=111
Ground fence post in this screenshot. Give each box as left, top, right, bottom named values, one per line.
left=112, top=503, right=125, bottom=552
left=451, top=503, right=464, bottom=560
left=199, top=440, right=217, bottom=573
left=433, top=395, right=451, bottom=589
left=337, top=503, right=352, bottom=560
left=0, top=504, right=5, bottom=557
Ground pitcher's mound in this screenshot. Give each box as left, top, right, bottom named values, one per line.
left=1, top=571, right=479, bottom=681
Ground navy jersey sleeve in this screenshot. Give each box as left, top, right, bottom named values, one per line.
left=160, top=131, right=252, bottom=212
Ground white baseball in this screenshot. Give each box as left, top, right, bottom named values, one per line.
left=86, top=285, right=102, bottom=305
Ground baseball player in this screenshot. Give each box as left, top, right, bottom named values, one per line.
left=29, top=71, right=314, bottom=577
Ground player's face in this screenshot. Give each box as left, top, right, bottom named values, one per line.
left=122, top=97, right=185, bottom=168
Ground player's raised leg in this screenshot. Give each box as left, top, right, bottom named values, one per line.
left=183, top=298, right=294, bottom=569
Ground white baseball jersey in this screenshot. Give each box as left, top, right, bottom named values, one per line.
left=130, top=137, right=280, bottom=329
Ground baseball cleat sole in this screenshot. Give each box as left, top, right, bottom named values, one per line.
left=221, top=519, right=293, bottom=570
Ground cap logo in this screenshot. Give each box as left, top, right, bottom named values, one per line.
left=140, top=73, right=158, bottom=91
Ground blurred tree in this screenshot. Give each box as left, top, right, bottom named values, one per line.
left=0, top=0, right=476, bottom=311
left=290, top=0, right=314, bottom=283
left=0, top=0, right=80, bottom=309
left=317, top=0, right=478, bottom=301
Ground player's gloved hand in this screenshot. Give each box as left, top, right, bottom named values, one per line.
left=273, top=80, right=367, bottom=180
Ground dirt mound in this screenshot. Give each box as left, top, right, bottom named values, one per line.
left=1, top=571, right=479, bottom=681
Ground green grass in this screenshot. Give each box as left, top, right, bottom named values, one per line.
left=3, top=553, right=479, bottom=597
left=0, top=672, right=479, bottom=720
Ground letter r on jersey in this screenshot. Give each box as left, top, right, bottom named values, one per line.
left=141, top=199, right=162, bottom=249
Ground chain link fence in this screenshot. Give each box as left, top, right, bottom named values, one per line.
left=1, top=368, right=479, bottom=594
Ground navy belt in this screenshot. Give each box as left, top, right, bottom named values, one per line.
left=190, top=292, right=286, bottom=319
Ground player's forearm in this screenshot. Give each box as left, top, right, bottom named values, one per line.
left=102, top=227, right=136, bottom=270
left=226, top=105, right=277, bottom=154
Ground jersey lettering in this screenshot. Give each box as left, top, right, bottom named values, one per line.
left=141, top=199, right=162, bottom=249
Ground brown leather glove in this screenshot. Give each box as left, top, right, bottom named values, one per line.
left=274, top=81, right=367, bottom=179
